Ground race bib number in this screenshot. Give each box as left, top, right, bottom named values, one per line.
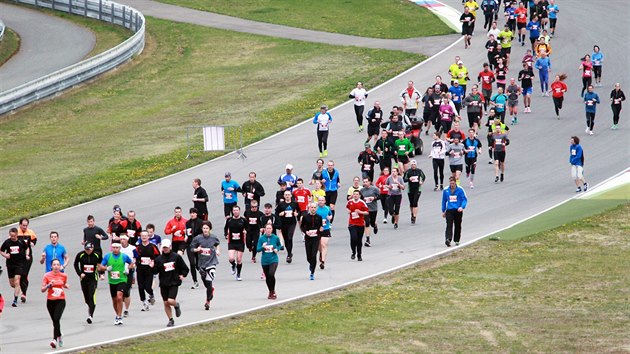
left=285, top=211, right=293, bottom=218
left=319, top=123, right=329, bottom=131
left=247, top=192, right=254, bottom=199
left=586, top=100, right=593, bottom=106
left=232, top=233, right=241, bottom=240
left=471, top=101, right=478, bottom=106
left=434, top=99, right=440, bottom=105
left=363, top=164, right=371, bottom=170
left=495, top=103, right=504, bottom=109
left=453, top=152, right=461, bottom=158
left=571, top=149, right=576, bottom=156
left=264, top=245, right=274, bottom=253
left=200, top=248, right=213, bottom=256
left=306, top=230, right=318, bottom=237
left=410, top=176, right=419, bottom=183
left=83, top=265, right=95, bottom=273
left=140, top=257, right=151, bottom=265
left=391, top=184, right=399, bottom=190
left=614, top=99, right=621, bottom=104
left=163, top=262, right=175, bottom=272
left=453, top=95, right=459, bottom=101
left=375, top=112, right=382, bottom=119
left=399, top=145, right=406, bottom=151
left=127, top=230, right=135, bottom=237
left=468, top=146, right=475, bottom=152
left=52, top=288, right=63, bottom=297
left=225, top=193, right=233, bottom=200
left=555, top=88, right=562, bottom=93
left=111, top=271, right=120, bottom=279
left=495, top=138, right=503, bottom=145
left=249, top=217, right=258, bottom=225
left=442, top=113, right=451, bottom=120
left=449, top=195, right=458, bottom=203
left=584, top=70, right=591, bottom=76
left=297, top=196, right=305, bottom=203
left=9, top=246, right=19, bottom=254
left=351, top=211, right=359, bottom=219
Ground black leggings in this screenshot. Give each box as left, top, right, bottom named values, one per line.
left=186, top=247, right=198, bottom=283
left=262, top=263, right=278, bottom=292
left=47, top=299, right=66, bottom=339
left=200, top=266, right=215, bottom=301
left=581, top=77, right=592, bottom=97
left=348, top=225, right=365, bottom=257
left=586, top=112, right=596, bottom=130
left=379, top=156, right=392, bottom=172
left=305, top=236, right=321, bottom=274
left=281, top=224, right=296, bottom=257
left=20, top=257, right=33, bottom=295
left=379, top=195, right=389, bottom=218
left=317, top=130, right=329, bottom=153
left=432, top=159, right=445, bottom=186
left=136, top=269, right=154, bottom=302
left=553, top=96, right=564, bottom=116
left=388, top=194, right=402, bottom=216
left=483, top=13, right=493, bottom=29
left=247, top=229, right=260, bottom=257
left=465, top=157, right=477, bottom=176
left=354, top=105, right=364, bottom=126
left=81, top=279, right=97, bottom=316
left=593, top=66, right=602, bottom=79
left=612, top=104, right=622, bottom=124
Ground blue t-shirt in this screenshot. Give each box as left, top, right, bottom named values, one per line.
left=526, top=21, right=540, bottom=38
left=43, top=243, right=67, bottom=272
left=535, top=57, right=551, bottom=71
left=491, top=94, right=508, bottom=112
left=448, top=85, right=465, bottom=104
left=584, top=92, right=600, bottom=113
left=221, top=180, right=241, bottom=204
left=316, top=205, right=332, bottom=231
left=547, top=5, right=558, bottom=19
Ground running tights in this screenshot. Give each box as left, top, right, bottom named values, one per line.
left=47, top=299, right=66, bottom=339
left=81, top=280, right=97, bottom=316
left=20, top=257, right=33, bottom=296
left=317, top=130, right=329, bottom=153
left=445, top=209, right=463, bottom=243
left=484, top=14, right=493, bottom=29
left=586, top=112, right=596, bottom=131
left=379, top=195, right=389, bottom=218
left=304, top=236, right=320, bottom=274
left=539, top=70, right=549, bottom=92
left=432, top=159, right=445, bottom=186
left=262, top=263, right=278, bottom=292
left=612, top=104, right=622, bottom=125
left=136, top=270, right=154, bottom=302
left=281, top=224, right=296, bottom=257
left=348, top=225, right=365, bottom=257
left=553, top=96, right=564, bottom=116
left=388, top=194, right=402, bottom=216
left=354, top=105, right=364, bottom=127
left=581, top=77, right=592, bottom=97
left=185, top=247, right=198, bottom=283
left=201, top=266, right=215, bottom=301
left=465, top=157, right=477, bottom=180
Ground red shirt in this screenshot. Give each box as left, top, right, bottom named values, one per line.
left=42, top=271, right=68, bottom=300
left=478, top=71, right=495, bottom=90
left=375, top=174, right=390, bottom=195
left=582, top=61, right=593, bottom=78
left=346, top=199, right=368, bottom=226
left=164, top=216, right=188, bottom=242
left=550, top=81, right=568, bottom=98
left=515, top=8, right=528, bottom=23
left=292, top=188, right=312, bottom=213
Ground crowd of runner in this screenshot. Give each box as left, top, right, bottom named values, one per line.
left=0, top=0, right=625, bottom=349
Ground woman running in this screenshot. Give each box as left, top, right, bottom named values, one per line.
left=610, top=83, right=625, bottom=130
left=579, top=54, right=593, bottom=98
left=429, top=132, right=448, bottom=190
left=275, top=191, right=299, bottom=263
left=375, top=167, right=391, bottom=224
left=256, top=224, right=283, bottom=300
left=591, top=45, right=604, bottom=87
left=42, top=259, right=69, bottom=349
left=549, top=74, right=568, bottom=118
left=439, top=97, right=456, bottom=133
left=311, top=179, right=326, bottom=202
left=385, top=167, right=405, bottom=230
left=494, top=57, right=508, bottom=90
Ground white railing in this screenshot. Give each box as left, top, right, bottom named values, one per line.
left=0, top=0, right=145, bottom=115
left=0, top=19, right=5, bottom=41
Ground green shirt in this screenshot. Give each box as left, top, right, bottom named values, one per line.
left=394, top=138, right=414, bottom=156
left=498, top=30, right=514, bottom=48
left=104, top=253, right=129, bottom=284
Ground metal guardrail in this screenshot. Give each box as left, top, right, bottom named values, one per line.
left=0, top=0, right=145, bottom=116
left=0, top=19, right=5, bottom=41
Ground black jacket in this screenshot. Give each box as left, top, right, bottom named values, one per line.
left=152, top=251, right=189, bottom=287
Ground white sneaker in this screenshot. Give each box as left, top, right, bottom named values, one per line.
left=589, top=130, right=594, bottom=135
left=191, top=281, right=199, bottom=289
left=585, top=126, right=590, bottom=133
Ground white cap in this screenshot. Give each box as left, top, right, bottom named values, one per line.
left=161, top=238, right=172, bottom=248
left=286, top=164, right=293, bottom=170
left=457, top=60, right=463, bottom=65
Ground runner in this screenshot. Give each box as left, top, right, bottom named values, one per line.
left=494, top=57, right=508, bottom=91
left=375, top=130, right=394, bottom=172
left=478, top=63, right=495, bottom=113
left=547, top=0, right=559, bottom=36
left=41, top=259, right=68, bottom=349
left=40, top=232, right=68, bottom=273
left=73, top=242, right=101, bottom=323
left=276, top=190, right=299, bottom=263
left=491, top=124, right=509, bottom=182
left=549, top=73, right=568, bottom=117
left=439, top=97, right=456, bottom=134
left=452, top=60, right=470, bottom=95
left=534, top=50, right=552, bottom=96
left=191, top=221, right=221, bottom=310
left=346, top=176, right=362, bottom=200
left=485, top=34, right=500, bottom=71
left=224, top=205, right=247, bottom=280
left=241, top=172, right=265, bottom=212
left=16, top=218, right=36, bottom=303
left=441, top=176, right=468, bottom=247
left=349, top=82, right=368, bottom=132
left=591, top=45, right=604, bottom=87
left=515, top=1, right=528, bottom=45
left=98, top=242, right=134, bottom=326
left=221, top=172, right=241, bottom=218
left=119, top=236, right=136, bottom=318
left=278, top=164, right=298, bottom=192
left=185, top=208, right=203, bottom=288
left=504, top=1, right=516, bottom=33
left=393, top=131, right=414, bottom=173
left=518, top=62, right=535, bottom=113
left=300, top=202, right=323, bottom=280
left=135, top=231, right=159, bottom=312
left=244, top=200, right=263, bottom=263
left=579, top=54, right=593, bottom=98
left=463, top=129, right=483, bottom=188
left=487, top=21, right=501, bottom=42
left=481, top=0, right=498, bottom=30
left=144, top=224, right=162, bottom=247
left=311, top=179, right=326, bottom=203
left=463, top=84, right=484, bottom=132
left=257, top=224, right=283, bottom=300
left=490, top=87, right=509, bottom=123
left=497, top=24, right=514, bottom=66
left=421, top=87, right=436, bottom=134
left=461, top=7, right=476, bottom=49
left=365, top=101, right=384, bottom=144
left=150, top=239, right=189, bottom=327
left=385, top=167, right=406, bottom=230
left=375, top=167, right=391, bottom=223
left=321, top=160, right=341, bottom=223
left=449, top=81, right=465, bottom=114
left=447, top=136, right=466, bottom=185
left=313, top=105, right=333, bottom=157
left=82, top=215, right=108, bottom=257
left=314, top=196, right=332, bottom=268
left=526, top=14, right=541, bottom=51
left=358, top=142, right=379, bottom=182
left=292, top=178, right=312, bottom=217
left=522, top=48, right=534, bottom=69
left=360, top=178, right=380, bottom=247
left=163, top=206, right=187, bottom=255
left=434, top=75, right=449, bottom=94
left=108, top=209, right=124, bottom=242
left=400, top=81, right=422, bottom=118
left=309, top=158, right=325, bottom=185
left=583, top=85, right=601, bottom=135
left=610, top=83, right=626, bottom=129
left=119, top=210, right=142, bottom=246
left=191, top=178, right=209, bottom=220
left=569, top=136, right=588, bottom=193
left=347, top=190, right=369, bottom=260
left=506, top=78, right=522, bottom=124
left=1, top=228, right=30, bottom=308
left=403, top=160, right=426, bottom=224
left=429, top=132, right=448, bottom=191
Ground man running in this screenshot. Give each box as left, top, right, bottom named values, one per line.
left=224, top=205, right=247, bottom=280
left=447, top=137, right=466, bottom=185
left=461, top=7, right=475, bottom=49
left=150, top=239, right=189, bottom=327
left=191, top=178, right=209, bottom=220
left=119, top=210, right=142, bottom=246
left=403, top=160, right=426, bottom=224
left=313, top=105, right=333, bottom=157
left=583, top=85, right=600, bottom=135
left=135, top=231, right=159, bottom=311
left=321, top=160, right=341, bottom=223
left=82, top=215, right=108, bottom=258
left=463, top=85, right=484, bottom=132
left=191, top=221, right=221, bottom=310
left=534, top=50, right=551, bottom=96
left=463, top=129, right=483, bottom=188
left=278, top=164, right=298, bottom=192
left=358, top=142, right=379, bottom=182
left=365, top=101, right=384, bottom=144
left=375, top=130, right=394, bottom=172
left=490, top=87, right=509, bottom=123
left=221, top=172, right=241, bottom=218
left=244, top=200, right=263, bottom=263
left=73, top=242, right=101, bottom=323
left=241, top=172, right=266, bottom=211
left=163, top=206, right=187, bottom=255
left=441, top=176, right=468, bottom=247
left=98, top=242, right=134, bottom=325
left=347, top=190, right=369, bottom=261
left=349, top=82, right=368, bottom=132
left=506, top=78, right=522, bottom=124
left=518, top=62, right=535, bottom=113
left=40, top=232, right=68, bottom=273
left=16, top=218, right=36, bottom=303
left=393, top=131, right=414, bottom=173
left=185, top=208, right=203, bottom=288
left=569, top=136, right=588, bottom=193
left=1, top=228, right=30, bottom=307
left=400, top=81, right=422, bottom=118
left=276, top=191, right=299, bottom=264
left=300, top=203, right=323, bottom=280
left=491, top=124, right=509, bottom=182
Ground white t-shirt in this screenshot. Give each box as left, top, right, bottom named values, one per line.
left=350, top=88, right=368, bottom=106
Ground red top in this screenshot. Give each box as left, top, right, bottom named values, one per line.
left=164, top=216, right=188, bottom=242
left=42, top=271, right=68, bottom=300
left=292, top=188, right=312, bottom=213
left=346, top=199, right=368, bottom=226
left=582, top=61, right=593, bottom=78
left=375, top=174, right=390, bottom=195
left=550, top=81, right=568, bottom=98
left=478, top=71, right=495, bottom=90
left=515, top=8, right=528, bottom=23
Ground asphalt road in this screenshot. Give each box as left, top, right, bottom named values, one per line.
left=0, top=1, right=628, bottom=353
left=0, top=2, right=95, bottom=92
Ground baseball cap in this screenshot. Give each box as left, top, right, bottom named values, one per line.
left=224, top=172, right=231, bottom=177
left=320, top=105, right=328, bottom=110
left=161, top=238, right=172, bottom=248
left=286, top=164, right=293, bottom=170
left=411, top=160, right=417, bottom=165
left=84, top=242, right=94, bottom=250
left=113, top=204, right=121, bottom=212
left=457, top=60, right=463, bottom=65
left=364, top=142, right=371, bottom=148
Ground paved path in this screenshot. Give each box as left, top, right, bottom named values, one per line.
left=116, top=0, right=460, bottom=56
left=0, top=1, right=629, bottom=353
left=0, top=2, right=95, bottom=92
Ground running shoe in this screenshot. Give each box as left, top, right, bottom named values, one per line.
left=433, top=186, right=439, bottom=191
left=114, top=317, right=123, bottom=326
left=511, top=118, right=515, bottom=125
left=167, top=319, right=175, bottom=327
left=589, top=130, right=593, bottom=135
left=191, top=281, right=199, bottom=289
left=500, top=173, right=504, bottom=182
left=357, top=256, right=363, bottom=262
left=87, top=315, right=93, bottom=324
left=575, top=187, right=582, bottom=193
left=440, top=184, right=444, bottom=190
left=374, top=225, right=378, bottom=234
left=123, top=310, right=129, bottom=318
left=319, top=152, right=323, bottom=158
left=455, top=242, right=460, bottom=246
left=613, top=124, right=618, bottom=130
left=204, top=301, right=210, bottom=311
left=309, top=274, right=314, bottom=281
left=270, top=292, right=277, bottom=300
left=231, top=263, right=236, bottom=275
left=445, top=240, right=451, bottom=247
left=383, top=218, right=388, bottom=224
left=494, top=176, right=499, bottom=183
left=251, top=257, right=256, bottom=263
left=583, top=182, right=588, bottom=192
left=286, top=256, right=292, bottom=264
left=268, top=292, right=274, bottom=300
left=142, top=301, right=149, bottom=312
left=319, top=262, right=325, bottom=270
left=149, top=296, right=156, bottom=305
left=364, top=240, right=371, bottom=247
left=359, top=125, right=364, bottom=132
left=11, top=300, right=17, bottom=307
left=351, top=254, right=356, bottom=260
left=57, top=336, right=63, bottom=347
left=20, top=295, right=26, bottom=303
left=236, top=275, right=242, bottom=281
left=585, top=126, right=590, bottom=134
left=50, top=339, right=57, bottom=349
left=394, top=223, right=398, bottom=230
left=469, top=181, right=474, bottom=189
left=611, top=124, right=616, bottom=130
left=489, top=159, right=493, bottom=164
left=174, top=303, right=181, bottom=317
left=411, top=216, right=416, bottom=224
left=323, top=150, right=328, bottom=157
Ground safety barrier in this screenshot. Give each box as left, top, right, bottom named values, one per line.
left=0, top=0, right=145, bottom=115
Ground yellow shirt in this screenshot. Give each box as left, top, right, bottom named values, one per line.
left=464, top=1, right=480, bottom=17
left=312, top=189, right=326, bottom=202
left=452, top=66, right=469, bottom=85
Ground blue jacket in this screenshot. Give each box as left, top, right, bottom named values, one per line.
left=256, top=233, right=284, bottom=266
left=442, top=186, right=468, bottom=212
left=591, top=52, right=604, bottom=66
left=584, top=92, right=600, bottom=113
left=277, top=173, right=298, bottom=191
left=526, top=21, right=541, bottom=38
left=321, top=168, right=340, bottom=192
left=534, top=57, right=551, bottom=71
left=569, top=144, right=584, bottom=166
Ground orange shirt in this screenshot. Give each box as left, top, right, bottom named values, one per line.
left=17, top=228, right=37, bottom=246
left=42, top=271, right=68, bottom=300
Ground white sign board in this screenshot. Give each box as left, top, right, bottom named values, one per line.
left=203, top=126, right=225, bottom=151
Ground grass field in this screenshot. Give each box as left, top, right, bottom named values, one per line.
left=92, top=203, right=630, bottom=353
left=0, top=27, right=20, bottom=67
left=157, top=0, right=455, bottom=39
left=0, top=16, right=424, bottom=225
